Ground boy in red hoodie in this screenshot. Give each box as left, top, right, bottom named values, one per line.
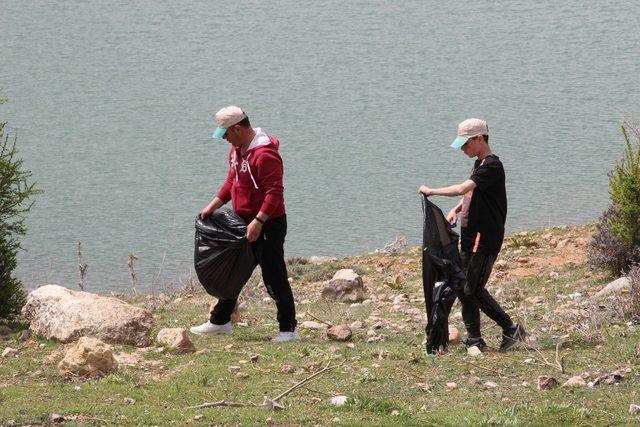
left=191, top=106, right=299, bottom=342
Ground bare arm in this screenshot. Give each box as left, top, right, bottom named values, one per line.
left=199, top=196, right=225, bottom=219
left=419, top=179, right=476, bottom=197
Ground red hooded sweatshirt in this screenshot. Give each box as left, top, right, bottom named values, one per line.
left=216, top=128, right=286, bottom=224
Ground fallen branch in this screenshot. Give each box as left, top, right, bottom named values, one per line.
left=185, top=400, right=258, bottom=410
left=272, top=359, right=345, bottom=402
left=306, top=312, right=333, bottom=327
left=185, top=359, right=346, bottom=411
left=524, top=341, right=566, bottom=374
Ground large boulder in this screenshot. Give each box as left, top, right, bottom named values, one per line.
left=22, top=285, right=153, bottom=347
left=58, top=337, right=118, bottom=377
left=321, top=269, right=364, bottom=302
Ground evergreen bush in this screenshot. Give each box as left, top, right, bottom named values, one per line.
left=0, top=100, right=40, bottom=319
left=589, top=123, right=640, bottom=274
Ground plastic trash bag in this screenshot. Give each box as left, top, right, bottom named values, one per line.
left=194, top=209, right=257, bottom=299
left=421, top=194, right=465, bottom=354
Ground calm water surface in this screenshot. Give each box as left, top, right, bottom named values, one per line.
left=2, top=1, right=639, bottom=292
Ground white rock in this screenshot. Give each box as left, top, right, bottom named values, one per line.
left=321, top=269, right=364, bottom=303
left=300, top=321, right=329, bottom=330
left=330, top=395, right=348, bottom=406
left=349, top=321, right=364, bottom=329
left=308, top=256, right=336, bottom=265
left=467, top=346, right=482, bottom=356
left=58, top=337, right=118, bottom=377
left=448, top=326, right=461, bottom=343
left=156, top=328, right=195, bottom=353
left=562, top=376, right=586, bottom=387
left=484, top=381, right=498, bottom=388
left=393, top=294, right=409, bottom=304
left=2, top=347, right=18, bottom=358
left=22, top=285, right=153, bottom=347
left=630, top=404, right=640, bottom=415
left=327, top=325, right=352, bottom=341
left=593, top=277, right=630, bottom=300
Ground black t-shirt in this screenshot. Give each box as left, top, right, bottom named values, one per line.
left=461, top=154, right=507, bottom=255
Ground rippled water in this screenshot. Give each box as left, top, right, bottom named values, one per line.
left=2, top=1, right=639, bottom=292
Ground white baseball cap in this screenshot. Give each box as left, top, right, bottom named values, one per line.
left=451, top=118, right=489, bottom=148
left=212, top=106, right=247, bottom=139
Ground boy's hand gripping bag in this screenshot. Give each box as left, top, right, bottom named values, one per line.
left=194, top=209, right=257, bottom=299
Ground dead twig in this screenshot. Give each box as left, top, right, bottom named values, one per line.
left=185, top=400, right=258, bottom=410
left=272, top=359, right=345, bottom=402
left=77, top=241, right=87, bottom=291
left=524, top=341, right=566, bottom=374
left=185, top=359, right=346, bottom=411
left=128, top=253, right=139, bottom=294
left=306, top=312, right=333, bottom=327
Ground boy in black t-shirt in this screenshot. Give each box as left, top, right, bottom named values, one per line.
left=419, top=118, right=525, bottom=352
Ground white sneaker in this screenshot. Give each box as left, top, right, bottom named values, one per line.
left=190, top=321, right=232, bottom=335
left=271, top=331, right=301, bottom=342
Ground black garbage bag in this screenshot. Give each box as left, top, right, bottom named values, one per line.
left=194, top=209, right=257, bottom=299
left=421, top=194, right=466, bottom=354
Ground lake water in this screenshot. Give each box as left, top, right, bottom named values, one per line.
left=2, top=1, right=640, bottom=293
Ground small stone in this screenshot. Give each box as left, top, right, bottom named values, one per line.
left=281, top=364, right=295, bottom=374
left=448, top=326, right=460, bottom=343
left=538, top=376, right=559, bottom=390
left=346, top=343, right=355, bottom=349
left=484, top=381, right=498, bottom=389
left=194, top=414, right=204, bottom=420
left=467, top=346, right=482, bottom=356
left=224, top=344, right=235, bottom=350
left=562, top=376, right=586, bottom=387
left=494, top=260, right=508, bottom=271
left=393, top=294, right=409, bottom=304
left=156, top=328, right=195, bottom=353
left=524, top=358, right=534, bottom=363
left=349, top=320, right=364, bottom=329
left=327, top=325, right=352, bottom=341
left=300, top=321, right=329, bottom=330
left=330, top=395, right=348, bottom=406
left=50, top=413, right=65, bottom=423
left=371, top=322, right=384, bottom=330
left=446, top=382, right=457, bottom=390
left=391, top=410, right=400, bottom=416
left=236, top=372, right=249, bottom=378
left=630, top=404, right=640, bottom=415
left=124, top=397, right=136, bottom=404
left=2, top=347, right=18, bottom=358
left=228, top=365, right=241, bottom=373
left=250, top=354, right=260, bottom=363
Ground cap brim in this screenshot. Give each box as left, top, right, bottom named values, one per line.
left=450, top=136, right=469, bottom=149
left=212, top=127, right=227, bottom=139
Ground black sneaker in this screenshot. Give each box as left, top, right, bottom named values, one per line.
left=462, top=337, right=487, bottom=352
left=500, top=323, right=526, bottom=352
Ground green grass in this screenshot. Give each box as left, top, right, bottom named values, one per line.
left=1, top=226, right=639, bottom=425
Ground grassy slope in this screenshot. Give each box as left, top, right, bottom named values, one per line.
left=1, top=225, right=639, bottom=426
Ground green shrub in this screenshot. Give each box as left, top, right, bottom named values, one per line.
left=0, top=104, right=40, bottom=319
left=589, top=123, right=640, bottom=275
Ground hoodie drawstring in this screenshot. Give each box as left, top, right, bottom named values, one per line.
left=245, top=153, right=259, bottom=190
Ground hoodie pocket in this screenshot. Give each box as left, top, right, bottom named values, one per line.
left=232, top=183, right=256, bottom=215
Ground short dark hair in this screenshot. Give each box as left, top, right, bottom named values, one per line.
left=482, top=134, right=489, bottom=145
left=237, top=116, right=251, bottom=128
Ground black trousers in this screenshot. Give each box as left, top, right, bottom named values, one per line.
left=457, top=251, right=513, bottom=338
left=209, top=215, right=297, bottom=332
